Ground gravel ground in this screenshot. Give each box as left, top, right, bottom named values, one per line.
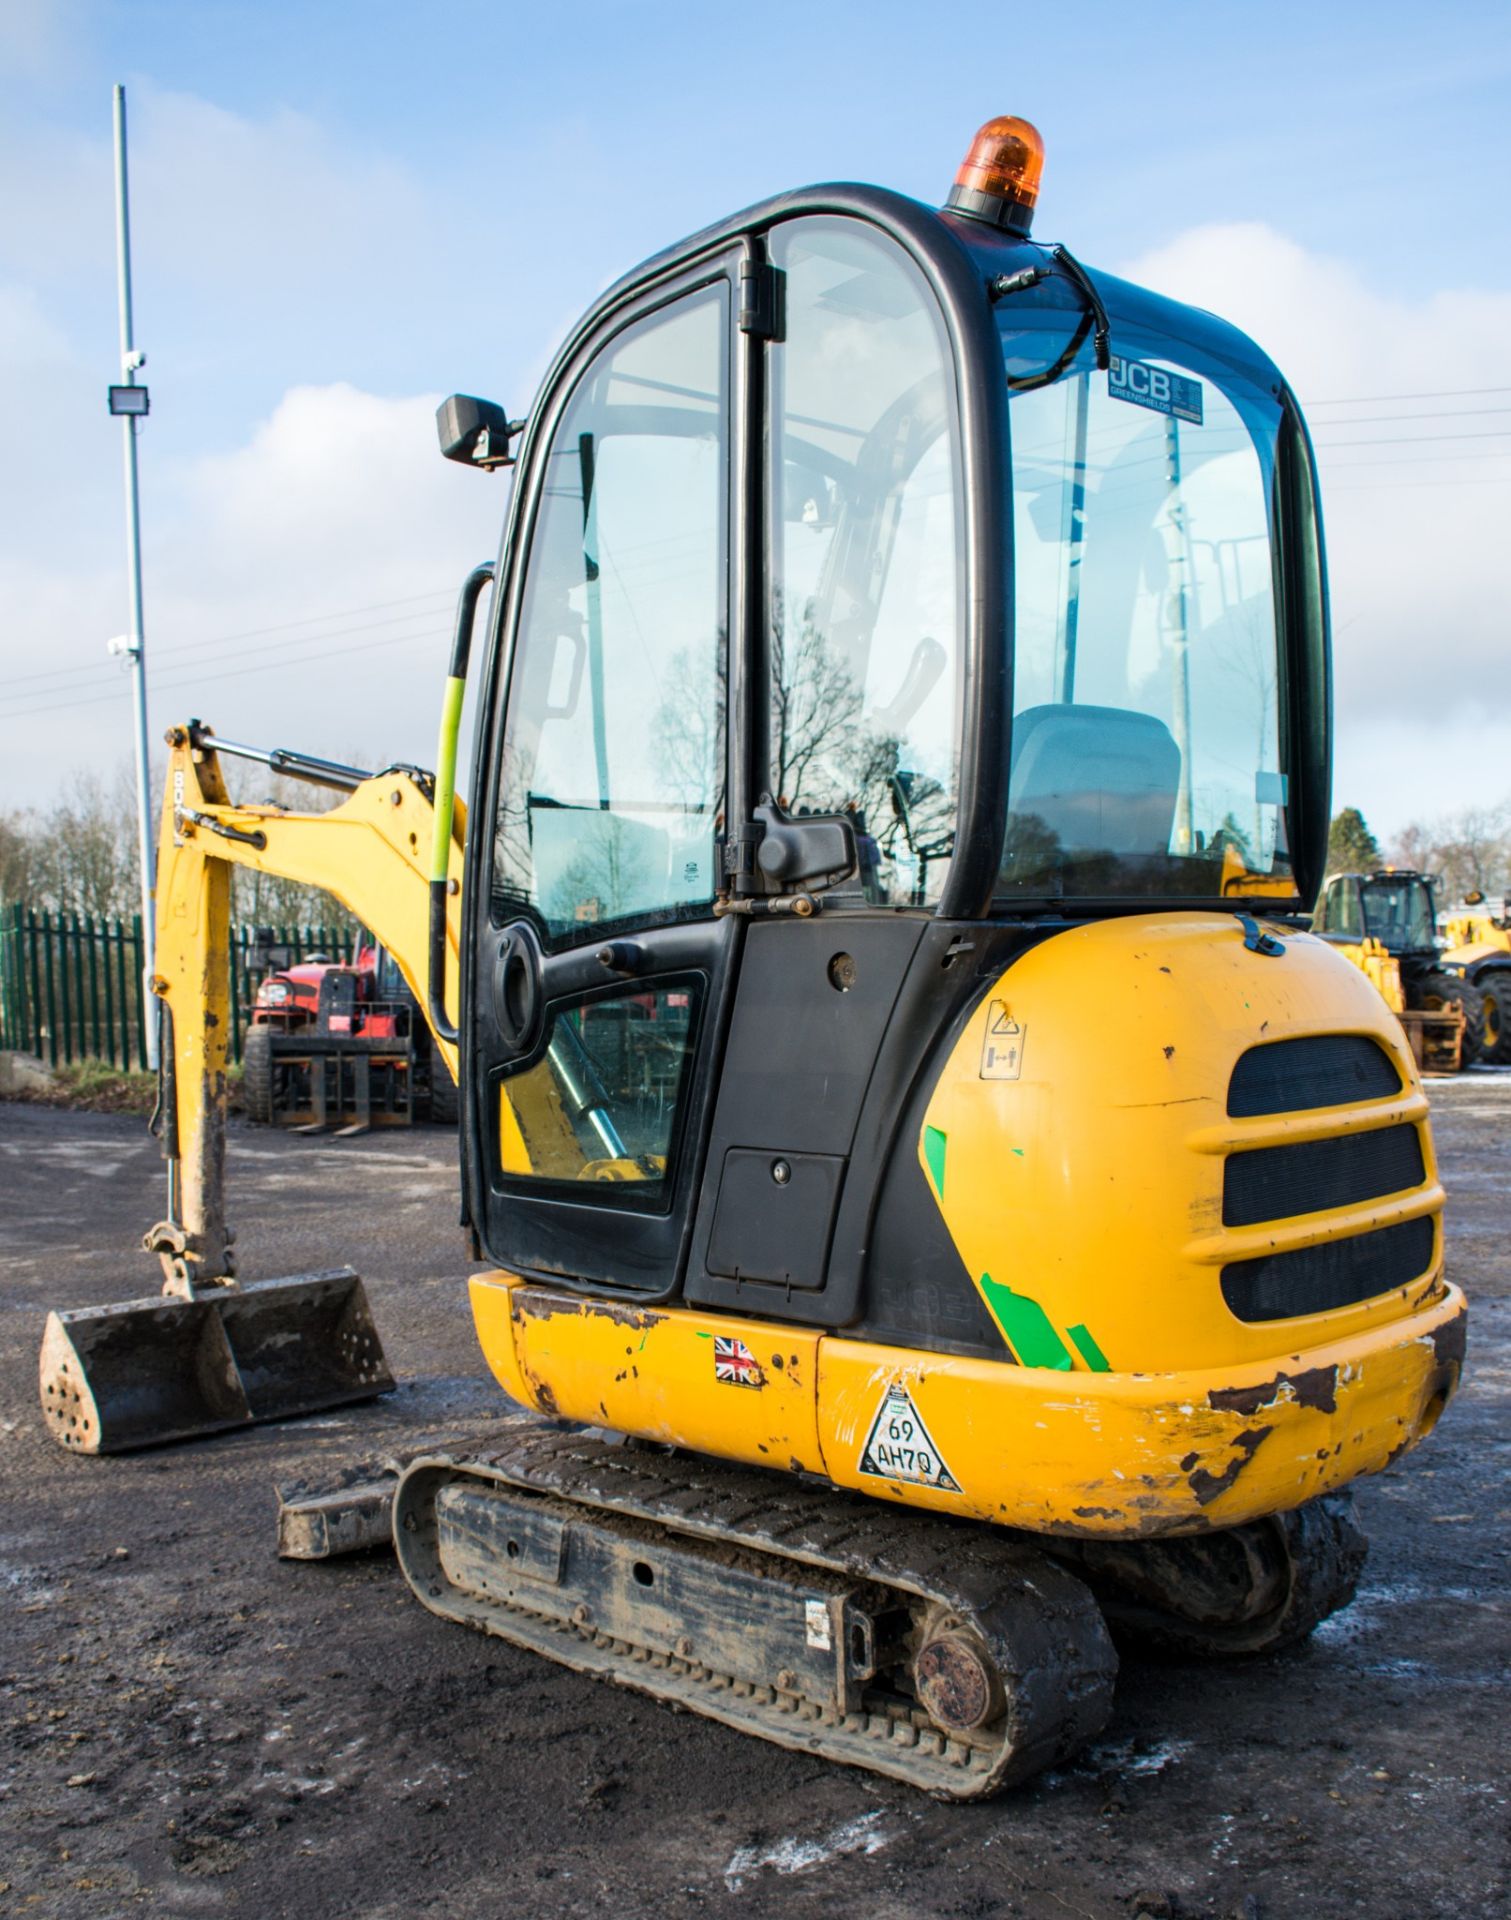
left=0, top=1081, right=1505, bottom=1920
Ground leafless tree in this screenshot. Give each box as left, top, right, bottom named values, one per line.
left=1387, top=800, right=1511, bottom=903
left=547, top=812, right=652, bottom=928
left=0, top=757, right=360, bottom=934
left=222, top=767, right=349, bottom=929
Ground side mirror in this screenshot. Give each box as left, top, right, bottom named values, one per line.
left=754, top=797, right=858, bottom=894
left=1465, top=889, right=1485, bottom=906
left=436, top=394, right=521, bottom=469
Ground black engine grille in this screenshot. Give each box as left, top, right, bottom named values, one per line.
left=1224, top=1124, right=1425, bottom=1227
left=1221, top=1215, right=1435, bottom=1323
left=1228, top=1035, right=1400, bottom=1118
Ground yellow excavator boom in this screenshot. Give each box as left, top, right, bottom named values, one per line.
left=149, top=721, right=465, bottom=1288
left=37, top=720, right=466, bottom=1454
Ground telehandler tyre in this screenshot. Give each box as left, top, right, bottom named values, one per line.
left=1474, top=966, right=1511, bottom=1065
left=241, top=1025, right=274, bottom=1124
left=1417, top=971, right=1485, bottom=1065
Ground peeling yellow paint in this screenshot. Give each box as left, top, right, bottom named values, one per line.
left=468, top=1271, right=1466, bottom=1540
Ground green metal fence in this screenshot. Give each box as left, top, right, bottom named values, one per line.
left=0, top=904, right=356, bottom=1071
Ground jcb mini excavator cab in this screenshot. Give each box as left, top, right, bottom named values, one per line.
left=394, top=120, right=1465, bottom=1793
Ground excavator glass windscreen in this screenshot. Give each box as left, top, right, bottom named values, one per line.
left=996, top=299, right=1294, bottom=904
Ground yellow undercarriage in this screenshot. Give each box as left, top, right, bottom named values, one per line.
left=470, top=1272, right=1465, bottom=1540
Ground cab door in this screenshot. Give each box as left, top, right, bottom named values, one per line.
left=466, top=268, right=740, bottom=1295
left=680, top=214, right=973, bottom=1327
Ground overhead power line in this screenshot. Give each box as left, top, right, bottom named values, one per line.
left=5, top=589, right=459, bottom=693
left=1326, top=474, right=1511, bottom=492
left=3, top=380, right=1507, bottom=716
left=1319, top=447, right=1511, bottom=469
left=1301, top=384, right=1511, bottom=406
left=3, top=622, right=453, bottom=725
left=161, top=586, right=457, bottom=649
left=1312, top=429, right=1511, bottom=449
left=1306, top=406, right=1511, bottom=427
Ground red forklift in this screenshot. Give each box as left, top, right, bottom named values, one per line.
left=241, top=932, right=457, bottom=1131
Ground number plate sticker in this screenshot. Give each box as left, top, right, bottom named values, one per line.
left=1107, top=354, right=1203, bottom=425
left=858, top=1383, right=960, bottom=1492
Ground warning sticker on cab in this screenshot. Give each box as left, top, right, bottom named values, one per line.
left=858, top=1383, right=960, bottom=1492
left=980, top=1000, right=1026, bottom=1080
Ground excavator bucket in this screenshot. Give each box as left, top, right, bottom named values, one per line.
left=38, top=1268, right=393, bottom=1455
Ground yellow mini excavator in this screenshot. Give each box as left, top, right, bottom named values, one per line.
left=48, top=118, right=1466, bottom=1797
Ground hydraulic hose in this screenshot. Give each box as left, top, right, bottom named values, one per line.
left=429, top=561, right=494, bottom=1043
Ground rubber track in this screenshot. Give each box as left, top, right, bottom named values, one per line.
left=394, top=1431, right=1117, bottom=1798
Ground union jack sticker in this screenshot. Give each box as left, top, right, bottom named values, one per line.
left=713, top=1335, right=764, bottom=1389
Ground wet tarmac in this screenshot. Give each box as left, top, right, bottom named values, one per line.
left=0, top=1082, right=1505, bottom=1919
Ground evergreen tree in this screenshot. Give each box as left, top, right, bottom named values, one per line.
left=1327, top=807, right=1380, bottom=875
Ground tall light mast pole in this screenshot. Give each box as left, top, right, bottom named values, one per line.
left=109, top=83, right=158, bottom=1069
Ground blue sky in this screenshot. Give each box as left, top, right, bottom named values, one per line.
left=2, top=0, right=1510, bottom=841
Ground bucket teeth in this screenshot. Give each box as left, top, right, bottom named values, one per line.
left=38, top=1267, right=393, bottom=1455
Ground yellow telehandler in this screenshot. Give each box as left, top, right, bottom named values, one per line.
left=1314, top=868, right=1490, bottom=1071
left=1441, top=891, right=1511, bottom=1064
left=43, top=117, right=1465, bottom=1797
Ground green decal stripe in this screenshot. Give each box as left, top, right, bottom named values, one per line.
left=977, top=1275, right=1073, bottom=1371
left=1066, top=1323, right=1111, bottom=1373
left=922, top=1124, right=947, bottom=1198
left=429, top=674, right=467, bottom=882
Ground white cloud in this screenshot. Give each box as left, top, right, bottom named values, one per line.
left=129, top=89, right=431, bottom=303
left=4, top=214, right=1508, bottom=855
left=0, top=80, right=431, bottom=307
left=0, top=75, right=515, bottom=814
left=0, top=0, right=82, bottom=79
left=2, top=381, right=504, bottom=801
left=1119, top=223, right=1511, bottom=837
